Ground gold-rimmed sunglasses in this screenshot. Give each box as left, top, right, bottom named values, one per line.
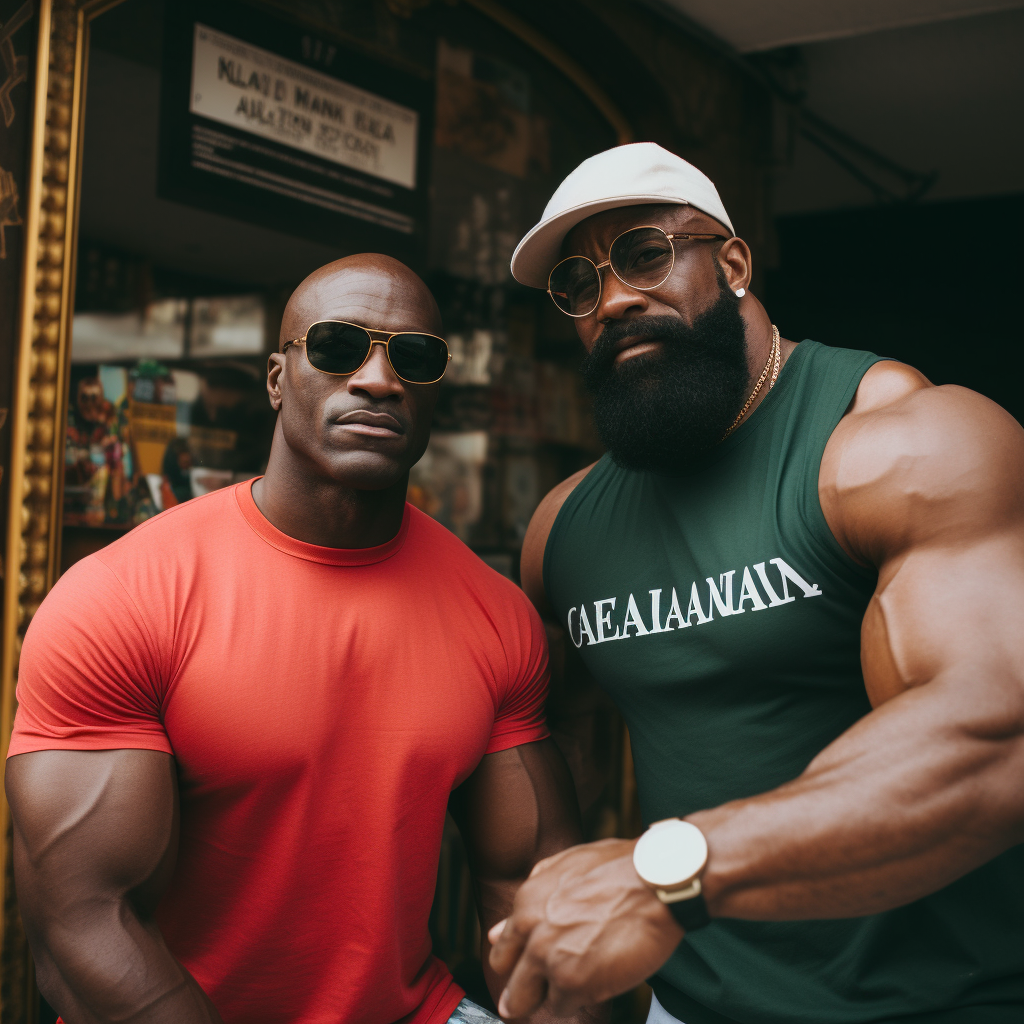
left=283, top=320, right=452, bottom=385
left=548, top=224, right=729, bottom=318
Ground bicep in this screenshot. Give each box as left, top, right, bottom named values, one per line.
left=864, top=533, right=1024, bottom=708
left=847, top=386, right=1024, bottom=708
left=7, top=748, right=179, bottom=931
left=451, top=740, right=582, bottom=882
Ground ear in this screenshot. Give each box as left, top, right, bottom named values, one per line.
left=267, top=352, right=285, bottom=411
left=716, top=237, right=752, bottom=295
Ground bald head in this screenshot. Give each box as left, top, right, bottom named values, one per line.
left=265, top=253, right=443, bottom=497
left=281, top=254, right=441, bottom=350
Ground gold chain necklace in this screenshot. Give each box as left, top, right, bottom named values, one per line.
left=722, top=324, right=781, bottom=440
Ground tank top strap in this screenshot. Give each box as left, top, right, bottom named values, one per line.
left=780, top=341, right=888, bottom=582
left=543, top=452, right=617, bottom=600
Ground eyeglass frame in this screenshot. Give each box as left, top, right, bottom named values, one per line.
left=547, top=225, right=731, bottom=318
left=282, top=320, right=453, bottom=385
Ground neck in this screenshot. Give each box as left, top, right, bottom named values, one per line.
left=252, top=429, right=408, bottom=549
left=733, top=300, right=794, bottom=429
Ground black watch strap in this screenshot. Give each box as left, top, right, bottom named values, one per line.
left=666, top=890, right=710, bottom=932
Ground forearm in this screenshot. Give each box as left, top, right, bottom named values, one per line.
left=693, top=673, right=1024, bottom=920
left=30, top=906, right=221, bottom=1024
left=479, top=878, right=609, bottom=1024
left=457, top=738, right=606, bottom=1018
left=475, top=876, right=525, bottom=1007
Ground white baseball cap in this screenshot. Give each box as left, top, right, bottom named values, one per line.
left=510, top=142, right=734, bottom=289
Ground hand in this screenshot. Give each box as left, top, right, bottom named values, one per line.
left=487, top=839, right=683, bottom=1019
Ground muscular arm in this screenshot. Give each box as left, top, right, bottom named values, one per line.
left=6, top=749, right=222, bottom=1024
left=490, top=369, right=1024, bottom=1016
left=448, top=739, right=592, bottom=1015
left=694, top=375, right=1024, bottom=918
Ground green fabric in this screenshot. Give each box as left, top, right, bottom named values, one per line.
left=544, top=341, right=1024, bottom=1024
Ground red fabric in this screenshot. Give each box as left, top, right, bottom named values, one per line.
left=13, top=481, right=549, bottom=1024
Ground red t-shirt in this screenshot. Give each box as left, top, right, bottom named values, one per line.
left=11, top=481, right=549, bottom=1024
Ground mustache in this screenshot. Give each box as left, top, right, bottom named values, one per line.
left=583, top=314, right=697, bottom=375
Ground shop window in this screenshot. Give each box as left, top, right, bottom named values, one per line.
left=64, top=238, right=275, bottom=570
left=190, top=295, right=265, bottom=356
left=71, top=299, right=187, bottom=362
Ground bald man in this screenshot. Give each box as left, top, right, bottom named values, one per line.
left=6, top=256, right=584, bottom=1024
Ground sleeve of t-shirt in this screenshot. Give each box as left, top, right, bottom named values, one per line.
left=8, top=554, right=172, bottom=757
left=485, top=589, right=551, bottom=755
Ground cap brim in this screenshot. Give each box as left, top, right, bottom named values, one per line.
left=511, top=195, right=734, bottom=289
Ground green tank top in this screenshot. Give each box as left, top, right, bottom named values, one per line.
left=544, top=341, right=1024, bottom=1024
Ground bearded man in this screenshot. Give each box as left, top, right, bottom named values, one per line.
left=487, top=143, right=1024, bottom=1024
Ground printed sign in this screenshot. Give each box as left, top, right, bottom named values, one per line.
left=158, top=0, right=432, bottom=258
left=190, top=25, right=418, bottom=189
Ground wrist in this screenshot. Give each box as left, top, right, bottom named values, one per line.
left=632, top=818, right=711, bottom=932
left=683, top=808, right=734, bottom=918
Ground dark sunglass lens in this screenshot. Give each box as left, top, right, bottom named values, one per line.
left=304, top=322, right=371, bottom=374
left=611, top=228, right=674, bottom=289
left=388, top=334, right=449, bottom=383
left=549, top=257, right=601, bottom=316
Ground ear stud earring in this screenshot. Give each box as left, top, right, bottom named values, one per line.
left=735, top=288, right=746, bottom=297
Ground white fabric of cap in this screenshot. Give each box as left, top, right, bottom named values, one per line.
left=510, top=142, right=735, bottom=289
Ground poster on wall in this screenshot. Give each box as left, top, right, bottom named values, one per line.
left=158, top=0, right=433, bottom=262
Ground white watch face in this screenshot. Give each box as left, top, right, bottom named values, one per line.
left=633, top=819, right=708, bottom=888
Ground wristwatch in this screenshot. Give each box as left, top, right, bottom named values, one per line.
left=632, top=818, right=710, bottom=932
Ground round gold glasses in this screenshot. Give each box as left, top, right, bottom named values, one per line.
left=547, top=225, right=728, bottom=318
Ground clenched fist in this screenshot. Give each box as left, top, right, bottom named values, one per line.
left=487, top=839, right=684, bottom=1019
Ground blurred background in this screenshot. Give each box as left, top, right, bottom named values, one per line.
left=0, top=0, right=1021, bottom=1020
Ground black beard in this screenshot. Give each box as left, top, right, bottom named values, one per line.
left=579, top=290, right=750, bottom=473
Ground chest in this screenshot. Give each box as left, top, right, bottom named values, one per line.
left=549, top=466, right=874, bottom=700
left=159, top=568, right=502, bottom=796
left=549, top=468, right=879, bottom=810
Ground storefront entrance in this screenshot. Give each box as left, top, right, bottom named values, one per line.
left=0, top=0, right=649, bottom=1018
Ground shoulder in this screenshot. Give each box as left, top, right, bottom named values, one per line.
left=520, top=462, right=598, bottom=614
left=405, top=503, right=485, bottom=568
left=842, top=358, right=931, bottom=415
left=405, top=507, right=550, bottom=680
left=21, top=546, right=162, bottom=693
left=29, top=492, right=240, bottom=637
left=821, top=364, right=1024, bottom=562
left=94, top=484, right=241, bottom=570
left=44, top=485, right=245, bottom=641
left=405, top=505, right=539, bottom=619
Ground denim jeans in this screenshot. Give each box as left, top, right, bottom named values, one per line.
left=448, top=997, right=501, bottom=1023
